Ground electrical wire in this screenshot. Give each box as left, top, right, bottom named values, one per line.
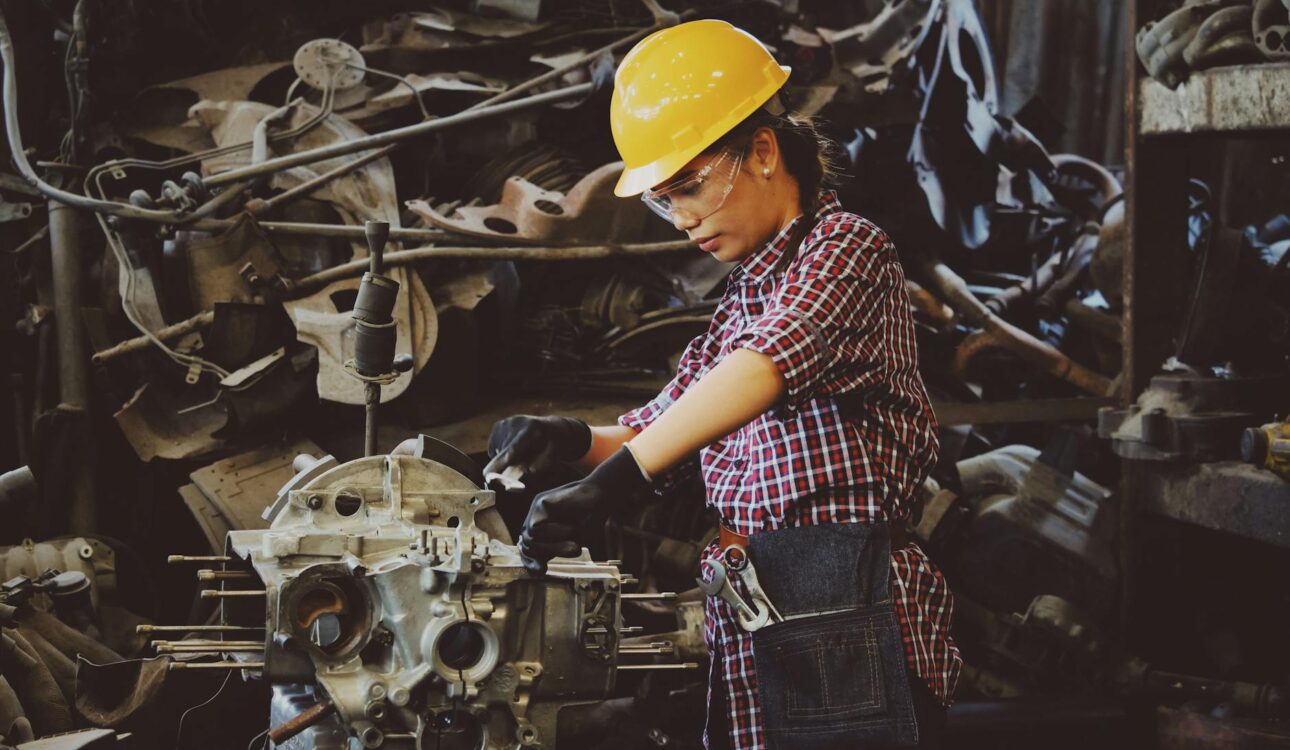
left=175, top=670, right=232, bottom=749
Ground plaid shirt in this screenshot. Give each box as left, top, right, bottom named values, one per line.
left=620, top=192, right=962, bottom=749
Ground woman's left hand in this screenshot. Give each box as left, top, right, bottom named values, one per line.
left=519, top=447, right=652, bottom=574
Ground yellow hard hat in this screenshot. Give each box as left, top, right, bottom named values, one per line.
left=610, top=19, right=791, bottom=197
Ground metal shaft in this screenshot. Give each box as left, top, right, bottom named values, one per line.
left=200, top=589, right=267, bottom=599
left=268, top=699, right=337, bottom=746
left=168, top=661, right=264, bottom=670
left=196, top=569, right=254, bottom=582
left=203, top=83, right=592, bottom=189
left=156, top=644, right=265, bottom=654
left=138, top=625, right=264, bottom=634
left=616, top=663, right=700, bottom=671
left=168, top=555, right=231, bottom=563
left=620, top=593, right=678, bottom=600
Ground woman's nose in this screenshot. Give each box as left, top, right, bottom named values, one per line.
left=672, top=211, right=699, bottom=232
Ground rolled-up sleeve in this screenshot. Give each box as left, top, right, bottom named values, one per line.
left=729, top=229, right=890, bottom=410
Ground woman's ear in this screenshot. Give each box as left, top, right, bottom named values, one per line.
left=750, top=126, right=779, bottom=176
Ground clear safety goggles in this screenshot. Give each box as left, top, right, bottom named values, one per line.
left=640, top=147, right=744, bottom=224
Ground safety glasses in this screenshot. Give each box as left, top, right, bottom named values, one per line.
left=640, top=147, right=744, bottom=224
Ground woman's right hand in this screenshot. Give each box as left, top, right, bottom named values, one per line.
left=481, top=415, right=592, bottom=491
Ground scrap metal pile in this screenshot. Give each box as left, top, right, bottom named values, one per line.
left=1137, top=0, right=1290, bottom=87
left=1, top=0, right=1287, bottom=748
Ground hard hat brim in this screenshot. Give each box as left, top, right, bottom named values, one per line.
left=613, top=64, right=792, bottom=198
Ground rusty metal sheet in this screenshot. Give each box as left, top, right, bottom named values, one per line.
left=407, top=162, right=648, bottom=244
left=1139, top=62, right=1290, bottom=135
left=113, top=383, right=227, bottom=462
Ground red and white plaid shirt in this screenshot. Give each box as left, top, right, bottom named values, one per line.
left=620, top=192, right=962, bottom=749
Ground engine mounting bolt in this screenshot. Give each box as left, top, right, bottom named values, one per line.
left=307, top=495, right=324, bottom=510
left=368, top=683, right=387, bottom=700
left=389, top=686, right=410, bottom=706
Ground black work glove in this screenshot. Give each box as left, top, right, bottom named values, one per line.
left=482, top=415, right=592, bottom=491
left=518, top=447, right=652, bottom=574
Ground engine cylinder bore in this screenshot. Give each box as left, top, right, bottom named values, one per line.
left=283, top=574, right=373, bottom=658
left=423, top=618, right=499, bottom=686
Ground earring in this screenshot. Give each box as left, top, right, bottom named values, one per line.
left=761, top=167, right=771, bottom=178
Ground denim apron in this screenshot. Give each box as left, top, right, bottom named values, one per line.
left=747, top=522, right=919, bottom=749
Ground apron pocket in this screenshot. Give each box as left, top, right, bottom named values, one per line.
left=753, top=605, right=918, bottom=748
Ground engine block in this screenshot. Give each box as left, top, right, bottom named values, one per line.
left=219, top=451, right=627, bottom=749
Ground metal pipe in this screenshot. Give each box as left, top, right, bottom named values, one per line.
left=49, top=202, right=88, bottom=407
left=620, top=593, right=677, bottom=600
left=199, top=590, right=266, bottom=599
left=615, top=663, right=699, bottom=670
left=91, top=310, right=215, bottom=364
left=155, top=644, right=264, bottom=654
left=203, top=83, right=593, bottom=189
left=168, top=555, right=231, bottom=563
left=48, top=199, right=96, bottom=536
left=922, top=261, right=1113, bottom=396
left=268, top=699, right=337, bottom=746
left=291, top=239, right=695, bottom=295
left=196, top=570, right=254, bottom=582
left=188, top=217, right=464, bottom=243
left=138, top=625, right=264, bottom=634
left=249, top=146, right=394, bottom=215
left=168, top=661, right=264, bottom=670
left=152, top=640, right=263, bottom=647
left=464, top=12, right=692, bottom=112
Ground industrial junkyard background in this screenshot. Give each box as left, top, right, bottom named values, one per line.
left=1, top=0, right=1288, bottom=748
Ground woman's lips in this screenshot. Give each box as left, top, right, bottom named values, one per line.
left=697, top=235, right=720, bottom=252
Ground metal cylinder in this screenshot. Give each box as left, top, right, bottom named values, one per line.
left=352, top=273, right=398, bottom=325
left=48, top=201, right=88, bottom=409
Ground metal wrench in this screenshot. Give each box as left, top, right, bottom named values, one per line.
left=698, top=558, right=778, bottom=632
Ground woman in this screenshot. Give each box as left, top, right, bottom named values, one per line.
left=484, top=19, right=961, bottom=750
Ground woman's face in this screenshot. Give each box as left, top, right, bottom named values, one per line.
left=651, top=128, right=802, bottom=264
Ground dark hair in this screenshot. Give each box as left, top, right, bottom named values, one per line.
left=711, top=108, right=845, bottom=216
left=709, top=108, right=845, bottom=270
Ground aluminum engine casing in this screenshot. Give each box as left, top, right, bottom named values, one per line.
left=224, top=453, right=625, bottom=749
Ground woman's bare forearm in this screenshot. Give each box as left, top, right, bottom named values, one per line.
left=627, top=349, right=785, bottom=476
left=573, top=424, right=639, bottom=472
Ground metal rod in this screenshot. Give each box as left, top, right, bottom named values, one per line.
left=203, top=83, right=593, bottom=189
left=196, top=570, right=254, bottom=582
left=587, top=626, right=643, bottom=634
left=464, top=11, right=692, bottom=112
left=137, top=625, right=264, bottom=634
left=156, top=644, right=265, bottom=654
left=168, top=555, right=231, bottom=563
left=268, top=699, right=337, bottom=746
left=252, top=146, right=394, bottom=215
left=49, top=199, right=95, bottom=535
left=620, top=593, right=678, bottom=600
left=187, top=218, right=461, bottom=243
left=168, top=661, right=264, bottom=671
left=616, top=663, right=700, bottom=671
left=152, top=640, right=264, bottom=647
left=619, top=643, right=675, bottom=655
left=291, top=239, right=694, bottom=294
left=93, top=310, right=214, bottom=364
left=200, top=589, right=266, bottom=599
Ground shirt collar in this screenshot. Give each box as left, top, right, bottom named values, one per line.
left=732, top=190, right=844, bottom=284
